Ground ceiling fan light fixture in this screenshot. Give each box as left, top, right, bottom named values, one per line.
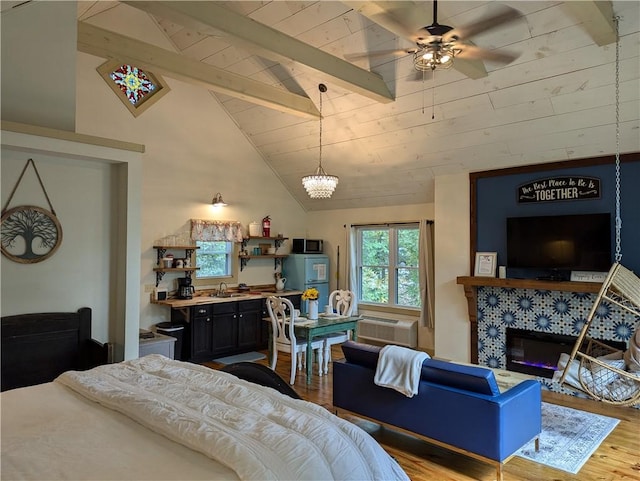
left=301, top=83, right=339, bottom=199
left=414, top=46, right=455, bottom=71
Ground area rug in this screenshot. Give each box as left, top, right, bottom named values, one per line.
left=211, top=351, right=266, bottom=365
left=516, top=402, right=619, bottom=474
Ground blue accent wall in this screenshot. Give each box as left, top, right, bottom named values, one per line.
left=476, top=159, right=640, bottom=276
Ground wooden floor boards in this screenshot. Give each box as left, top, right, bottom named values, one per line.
left=205, top=347, right=640, bottom=481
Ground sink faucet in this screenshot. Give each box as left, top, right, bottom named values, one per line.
left=218, top=282, right=228, bottom=296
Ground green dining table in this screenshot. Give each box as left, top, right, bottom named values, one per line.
left=267, top=314, right=361, bottom=385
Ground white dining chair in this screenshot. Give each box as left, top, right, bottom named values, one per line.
left=322, top=289, right=355, bottom=374
left=266, top=296, right=324, bottom=384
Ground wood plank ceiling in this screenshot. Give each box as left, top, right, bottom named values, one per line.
left=75, top=1, right=640, bottom=210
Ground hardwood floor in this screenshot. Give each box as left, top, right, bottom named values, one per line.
left=206, top=347, right=640, bottom=481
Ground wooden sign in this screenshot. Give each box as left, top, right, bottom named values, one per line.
left=517, top=176, right=601, bottom=203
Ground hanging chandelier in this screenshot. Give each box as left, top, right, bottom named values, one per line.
left=302, top=84, right=339, bottom=199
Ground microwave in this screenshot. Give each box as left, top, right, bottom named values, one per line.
left=292, top=238, right=324, bottom=254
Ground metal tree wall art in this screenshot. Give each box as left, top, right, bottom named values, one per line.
left=1, top=159, right=63, bottom=264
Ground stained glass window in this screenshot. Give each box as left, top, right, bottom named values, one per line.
left=97, top=60, right=170, bottom=117
left=110, top=64, right=156, bottom=106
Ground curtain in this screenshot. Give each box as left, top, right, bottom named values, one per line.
left=191, top=219, right=244, bottom=242
left=419, top=220, right=435, bottom=328
left=346, top=225, right=359, bottom=314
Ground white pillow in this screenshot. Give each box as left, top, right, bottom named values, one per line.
left=591, top=358, right=626, bottom=387
left=554, top=352, right=592, bottom=391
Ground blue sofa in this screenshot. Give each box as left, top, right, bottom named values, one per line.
left=333, top=341, right=541, bottom=481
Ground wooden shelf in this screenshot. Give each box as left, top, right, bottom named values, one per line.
left=456, top=276, right=602, bottom=293
left=238, top=254, right=288, bottom=271
left=241, top=236, right=288, bottom=251
left=152, top=245, right=199, bottom=250
left=240, top=236, right=289, bottom=271
left=153, top=245, right=200, bottom=287
left=243, top=236, right=288, bottom=241
left=153, top=267, right=200, bottom=273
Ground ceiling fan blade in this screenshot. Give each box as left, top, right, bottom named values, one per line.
left=456, top=44, right=519, bottom=64
left=344, top=48, right=413, bottom=61
left=442, top=5, right=520, bottom=42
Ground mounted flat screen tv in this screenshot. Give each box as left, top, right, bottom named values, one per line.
left=507, top=213, right=611, bottom=273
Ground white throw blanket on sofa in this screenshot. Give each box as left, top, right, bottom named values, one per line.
left=374, top=345, right=429, bottom=397
left=56, top=355, right=409, bottom=481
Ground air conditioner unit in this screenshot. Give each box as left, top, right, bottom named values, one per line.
left=358, top=316, right=418, bottom=348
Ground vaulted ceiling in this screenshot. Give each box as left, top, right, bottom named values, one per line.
left=23, top=1, right=640, bottom=210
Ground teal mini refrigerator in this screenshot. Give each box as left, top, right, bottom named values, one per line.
left=284, top=254, right=330, bottom=313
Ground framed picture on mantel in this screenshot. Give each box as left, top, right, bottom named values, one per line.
left=475, top=252, right=497, bottom=277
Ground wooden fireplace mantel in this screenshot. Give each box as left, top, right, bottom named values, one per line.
left=456, top=276, right=602, bottom=363
left=456, top=276, right=602, bottom=293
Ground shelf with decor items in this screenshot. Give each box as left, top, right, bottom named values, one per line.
left=239, top=236, right=288, bottom=271
left=153, top=245, right=200, bottom=287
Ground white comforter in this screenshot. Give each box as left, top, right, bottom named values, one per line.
left=55, top=355, right=408, bottom=481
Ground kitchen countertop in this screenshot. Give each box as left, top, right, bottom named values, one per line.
left=151, top=288, right=302, bottom=308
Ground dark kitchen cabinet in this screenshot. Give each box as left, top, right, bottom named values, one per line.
left=209, top=299, right=267, bottom=358
left=238, top=300, right=262, bottom=350
left=172, top=294, right=304, bottom=363
left=211, top=302, right=238, bottom=357
left=191, top=305, right=213, bottom=361
left=171, top=305, right=214, bottom=363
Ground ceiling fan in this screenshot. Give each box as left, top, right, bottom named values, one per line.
left=346, top=1, right=521, bottom=74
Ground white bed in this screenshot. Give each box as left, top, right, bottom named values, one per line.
left=1, top=355, right=409, bottom=481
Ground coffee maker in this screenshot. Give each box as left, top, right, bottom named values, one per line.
left=177, top=277, right=195, bottom=299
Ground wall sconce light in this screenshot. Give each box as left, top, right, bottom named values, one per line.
left=211, top=192, right=227, bottom=207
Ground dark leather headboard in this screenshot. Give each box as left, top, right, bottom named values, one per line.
left=1, top=308, right=108, bottom=392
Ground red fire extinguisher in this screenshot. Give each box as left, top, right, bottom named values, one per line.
left=262, top=215, right=271, bottom=237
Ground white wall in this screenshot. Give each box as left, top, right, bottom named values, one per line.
left=1, top=1, right=76, bottom=131
left=76, top=60, right=307, bottom=330
left=1, top=127, right=144, bottom=360
left=1, top=0, right=144, bottom=360
left=2, top=4, right=307, bottom=342
left=0, top=152, right=112, bottom=340
left=306, top=203, right=435, bottom=350
left=68, top=5, right=306, bottom=330
left=434, top=172, right=472, bottom=362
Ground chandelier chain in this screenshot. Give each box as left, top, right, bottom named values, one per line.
left=301, top=83, right=338, bottom=199
left=614, top=15, right=622, bottom=262
left=319, top=88, right=323, bottom=169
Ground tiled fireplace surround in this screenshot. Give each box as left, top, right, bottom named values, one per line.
left=458, top=277, right=639, bottom=405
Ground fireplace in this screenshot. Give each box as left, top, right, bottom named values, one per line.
left=505, top=328, right=626, bottom=378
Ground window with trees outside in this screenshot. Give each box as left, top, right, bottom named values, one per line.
left=195, top=241, right=233, bottom=278
left=356, top=224, right=421, bottom=309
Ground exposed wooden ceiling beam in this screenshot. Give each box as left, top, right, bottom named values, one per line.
left=563, top=1, right=616, bottom=46
left=343, top=1, right=489, bottom=80
left=77, top=22, right=321, bottom=119
left=122, top=1, right=394, bottom=104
